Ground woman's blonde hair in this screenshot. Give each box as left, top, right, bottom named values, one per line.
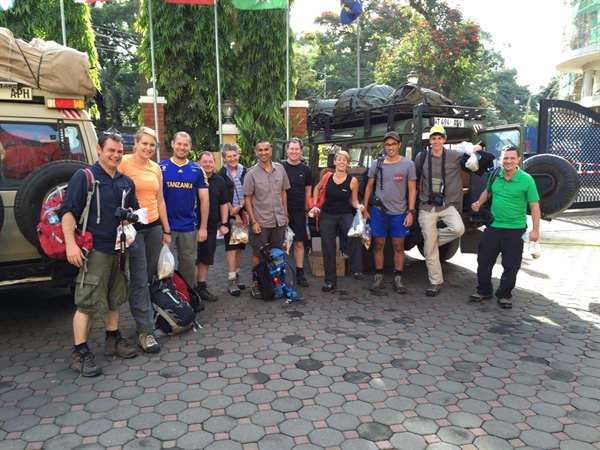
left=134, top=126, right=157, bottom=142
left=335, top=150, right=351, bottom=163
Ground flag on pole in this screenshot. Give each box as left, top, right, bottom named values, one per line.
left=0, top=0, right=14, bottom=8
left=340, top=0, right=362, bottom=24
left=164, top=0, right=215, bottom=3
left=232, top=0, right=287, bottom=10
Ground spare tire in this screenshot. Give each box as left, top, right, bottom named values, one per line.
left=524, top=154, right=580, bottom=219
left=0, top=193, right=4, bottom=233
left=14, top=161, right=90, bottom=247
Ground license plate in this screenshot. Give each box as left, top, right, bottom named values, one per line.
left=0, top=86, right=33, bottom=101
left=434, top=117, right=464, bottom=128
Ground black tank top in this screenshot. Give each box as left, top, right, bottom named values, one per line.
left=322, top=174, right=353, bottom=215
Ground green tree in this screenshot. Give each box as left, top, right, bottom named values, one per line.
left=0, top=0, right=100, bottom=94
left=91, top=0, right=141, bottom=130
left=137, top=0, right=294, bottom=158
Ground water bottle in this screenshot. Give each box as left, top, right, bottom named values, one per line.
left=45, top=206, right=60, bottom=225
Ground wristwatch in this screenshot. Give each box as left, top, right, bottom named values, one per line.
left=407, top=210, right=416, bottom=215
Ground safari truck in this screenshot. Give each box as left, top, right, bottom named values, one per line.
left=0, top=28, right=98, bottom=289
left=301, top=83, right=581, bottom=265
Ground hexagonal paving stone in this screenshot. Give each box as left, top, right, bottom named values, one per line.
left=229, top=423, right=266, bottom=443
left=308, top=428, right=344, bottom=447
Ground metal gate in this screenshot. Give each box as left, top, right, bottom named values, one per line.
left=538, top=99, right=600, bottom=208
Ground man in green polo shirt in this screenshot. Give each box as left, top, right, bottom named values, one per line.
left=470, top=145, right=540, bottom=309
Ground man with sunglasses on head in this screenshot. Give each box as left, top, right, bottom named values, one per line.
left=281, top=138, right=312, bottom=287
left=61, top=132, right=140, bottom=377
left=362, top=131, right=417, bottom=294
left=470, top=145, right=540, bottom=309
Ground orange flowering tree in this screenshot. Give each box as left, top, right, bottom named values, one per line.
left=375, top=0, right=481, bottom=99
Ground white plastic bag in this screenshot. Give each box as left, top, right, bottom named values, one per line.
left=283, top=226, right=295, bottom=254
left=229, top=223, right=249, bottom=245
left=362, top=222, right=372, bottom=250
left=465, top=152, right=480, bottom=172
left=157, top=243, right=175, bottom=280
left=528, top=241, right=541, bottom=259
left=114, top=224, right=137, bottom=250
left=348, top=209, right=365, bottom=237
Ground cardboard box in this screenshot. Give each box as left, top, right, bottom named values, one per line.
left=309, top=251, right=347, bottom=277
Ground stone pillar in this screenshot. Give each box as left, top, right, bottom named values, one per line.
left=281, top=100, right=309, bottom=138
left=139, top=88, right=167, bottom=162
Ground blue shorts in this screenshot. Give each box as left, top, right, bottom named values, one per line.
left=370, top=207, right=410, bottom=238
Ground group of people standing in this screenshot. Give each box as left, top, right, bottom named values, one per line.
left=312, top=126, right=540, bottom=311
left=60, top=125, right=540, bottom=377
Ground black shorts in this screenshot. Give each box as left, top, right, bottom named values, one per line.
left=288, top=209, right=309, bottom=242
left=197, top=230, right=218, bottom=265
left=224, top=221, right=246, bottom=252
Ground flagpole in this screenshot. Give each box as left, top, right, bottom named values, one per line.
left=285, top=0, right=290, bottom=140
left=59, top=0, right=67, bottom=46
left=356, top=15, right=360, bottom=88
left=148, top=0, right=161, bottom=161
left=215, top=0, right=223, bottom=146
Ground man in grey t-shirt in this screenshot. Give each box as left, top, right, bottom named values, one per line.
left=363, top=131, right=417, bottom=293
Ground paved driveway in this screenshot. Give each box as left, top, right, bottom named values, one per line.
left=1, top=210, right=599, bottom=450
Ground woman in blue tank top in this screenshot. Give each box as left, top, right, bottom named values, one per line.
left=311, top=151, right=364, bottom=292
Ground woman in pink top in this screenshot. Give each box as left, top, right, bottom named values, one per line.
left=120, top=127, right=170, bottom=354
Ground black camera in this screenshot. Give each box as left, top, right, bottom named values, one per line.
left=428, top=193, right=444, bottom=207
left=115, top=207, right=139, bottom=223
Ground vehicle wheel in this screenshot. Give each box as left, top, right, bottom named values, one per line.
left=417, top=238, right=460, bottom=262
left=0, top=194, right=4, bottom=233
left=524, top=154, right=580, bottom=218
left=14, top=161, right=90, bottom=247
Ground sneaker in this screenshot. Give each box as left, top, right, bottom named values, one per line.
left=196, top=285, right=218, bottom=302
left=352, top=272, right=365, bottom=280
left=228, top=278, right=241, bottom=297
left=250, top=281, right=262, bottom=299
left=469, top=293, right=493, bottom=302
left=393, top=275, right=407, bottom=294
left=138, top=332, right=161, bottom=354
left=426, top=283, right=442, bottom=297
left=297, top=271, right=309, bottom=287
left=71, top=349, right=101, bottom=377
left=236, top=273, right=246, bottom=291
left=105, top=333, right=138, bottom=358
left=370, top=273, right=385, bottom=291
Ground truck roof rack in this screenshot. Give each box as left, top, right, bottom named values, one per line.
left=308, top=103, right=487, bottom=142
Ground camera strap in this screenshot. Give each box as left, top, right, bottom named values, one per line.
left=427, top=149, right=446, bottom=195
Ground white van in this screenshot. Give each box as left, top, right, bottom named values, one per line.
left=0, top=82, right=98, bottom=289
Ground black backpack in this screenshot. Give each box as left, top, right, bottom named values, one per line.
left=150, top=278, right=199, bottom=334
left=252, top=259, right=275, bottom=300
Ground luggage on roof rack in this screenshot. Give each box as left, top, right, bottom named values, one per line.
left=333, top=83, right=394, bottom=122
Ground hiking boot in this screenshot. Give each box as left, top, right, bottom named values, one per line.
left=250, top=281, right=262, bottom=299
left=296, top=271, right=309, bottom=287
left=197, top=285, right=218, bottom=302
left=370, top=273, right=385, bottom=291
left=426, top=283, right=442, bottom=297
left=138, top=332, right=161, bottom=354
left=393, top=275, right=407, bottom=294
left=469, top=292, right=493, bottom=302
left=228, top=278, right=241, bottom=297
left=105, top=333, right=138, bottom=358
left=352, top=272, right=365, bottom=280
left=71, top=349, right=102, bottom=377
left=236, top=273, right=246, bottom=291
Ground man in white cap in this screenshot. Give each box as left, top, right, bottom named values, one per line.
left=415, top=125, right=483, bottom=296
